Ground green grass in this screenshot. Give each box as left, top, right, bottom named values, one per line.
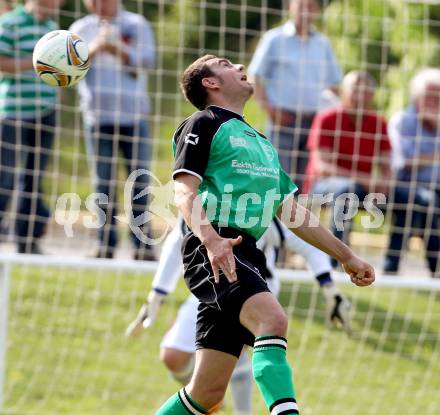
left=4, top=266, right=440, bottom=415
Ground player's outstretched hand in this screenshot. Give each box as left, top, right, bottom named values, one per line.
left=124, top=290, right=166, bottom=337
left=205, top=235, right=242, bottom=283
left=342, top=256, right=375, bottom=287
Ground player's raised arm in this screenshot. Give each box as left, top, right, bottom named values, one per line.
left=278, top=199, right=375, bottom=287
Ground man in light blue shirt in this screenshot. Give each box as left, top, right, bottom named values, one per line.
left=385, top=68, right=440, bottom=277
left=70, top=0, right=156, bottom=260
left=249, top=0, right=342, bottom=190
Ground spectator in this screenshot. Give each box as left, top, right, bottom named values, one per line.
left=70, top=0, right=156, bottom=260
left=0, top=1, right=11, bottom=15
left=306, top=71, right=391, bottom=258
left=248, top=0, right=342, bottom=190
left=384, top=68, right=440, bottom=276
left=0, top=0, right=61, bottom=254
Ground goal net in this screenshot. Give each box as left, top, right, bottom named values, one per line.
left=1, top=0, right=440, bottom=414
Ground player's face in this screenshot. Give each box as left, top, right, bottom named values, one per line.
left=417, top=84, right=440, bottom=124
left=290, top=0, right=320, bottom=28
left=208, top=58, right=254, bottom=98
left=84, top=0, right=119, bottom=18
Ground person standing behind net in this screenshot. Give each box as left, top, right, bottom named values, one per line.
left=155, top=54, right=374, bottom=415
left=0, top=0, right=61, bottom=254
left=248, top=0, right=342, bottom=191
left=70, top=0, right=156, bottom=260
left=384, top=68, right=440, bottom=276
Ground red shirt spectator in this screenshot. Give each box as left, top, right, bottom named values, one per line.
left=303, top=71, right=394, bottom=262
left=305, top=106, right=391, bottom=192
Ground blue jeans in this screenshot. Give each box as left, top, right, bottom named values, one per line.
left=85, top=121, right=151, bottom=252
left=268, top=116, right=313, bottom=192
left=312, top=178, right=373, bottom=244
left=385, top=185, right=440, bottom=274
left=0, top=112, right=55, bottom=245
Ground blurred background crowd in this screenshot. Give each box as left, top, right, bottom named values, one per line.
left=1, top=0, right=440, bottom=278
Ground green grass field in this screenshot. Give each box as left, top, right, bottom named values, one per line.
left=4, top=265, right=440, bottom=415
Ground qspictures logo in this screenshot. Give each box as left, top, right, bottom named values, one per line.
left=54, top=169, right=387, bottom=244
left=55, top=169, right=176, bottom=245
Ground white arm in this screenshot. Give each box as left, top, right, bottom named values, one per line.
left=281, top=220, right=332, bottom=277
left=259, top=219, right=332, bottom=277
left=151, top=218, right=184, bottom=294
left=278, top=199, right=375, bottom=286
left=131, top=218, right=185, bottom=333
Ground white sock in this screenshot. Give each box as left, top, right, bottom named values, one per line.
left=282, top=222, right=333, bottom=276
left=170, top=354, right=195, bottom=385
left=322, top=282, right=341, bottom=300
left=230, top=352, right=252, bottom=414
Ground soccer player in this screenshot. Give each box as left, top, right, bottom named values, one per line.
left=126, top=218, right=351, bottom=414
left=155, top=55, right=374, bottom=414
left=128, top=219, right=281, bottom=415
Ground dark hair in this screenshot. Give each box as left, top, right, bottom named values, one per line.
left=180, top=54, right=218, bottom=110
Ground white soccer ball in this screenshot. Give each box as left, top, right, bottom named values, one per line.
left=33, top=30, right=90, bottom=88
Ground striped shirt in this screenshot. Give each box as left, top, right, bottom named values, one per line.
left=0, top=5, right=58, bottom=119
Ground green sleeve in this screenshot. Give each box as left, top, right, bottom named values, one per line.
left=279, top=168, right=298, bottom=202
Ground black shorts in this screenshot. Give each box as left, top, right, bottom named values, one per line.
left=181, top=226, right=271, bottom=358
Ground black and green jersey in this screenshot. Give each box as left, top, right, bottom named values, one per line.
left=172, top=105, right=297, bottom=240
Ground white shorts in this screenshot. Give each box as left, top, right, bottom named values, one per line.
left=160, top=294, right=198, bottom=353
left=268, top=274, right=280, bottom=297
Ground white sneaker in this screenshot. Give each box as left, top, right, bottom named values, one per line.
left=322, top=284, right=353, bottom=335
left=125, top=303, right=149, bottom=338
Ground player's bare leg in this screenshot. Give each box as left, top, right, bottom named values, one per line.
left=239, top=292, right=299, bottom=414
left=240, top=291, right=287, bottom=336
left=160, top=348, right=195, bottom=384
left=161, top=346, right=251, bottom=414
left=187, top=349, right=237, bottom=408
left=156, top=349, right=237, bottom=414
